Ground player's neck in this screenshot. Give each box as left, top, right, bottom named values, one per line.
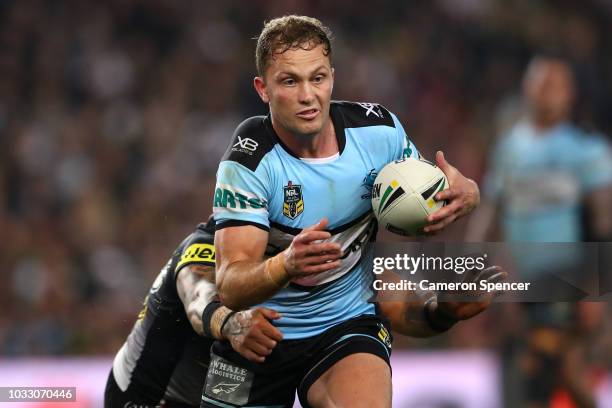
left=529, top=112, right=566, bottom=133
left=273, top=118, right=338, bottom=159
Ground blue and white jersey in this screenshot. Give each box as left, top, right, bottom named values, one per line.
left=484, top=120, right=612, bottom=242
left=483, top=120, right=612, bottom=274
left=213, top=101, right=419, bottom=339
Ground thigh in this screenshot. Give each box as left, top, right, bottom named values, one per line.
left=298, top=316, right=393, bottom=408
left=201, top=342, right=301, bottom=407
left=308, top=352, right=391, bottom=408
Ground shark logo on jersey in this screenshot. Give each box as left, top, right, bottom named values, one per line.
left=283, top=181, right=304, bottom=219
left=361, top=168, right=378, bottom=199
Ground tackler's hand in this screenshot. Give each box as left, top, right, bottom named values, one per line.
left=224, top=307, right=284, bottom=363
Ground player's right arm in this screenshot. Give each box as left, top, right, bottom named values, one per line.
left=215, top=219, right=342, bottom=311
left=214, top=118, right=341, bottom=310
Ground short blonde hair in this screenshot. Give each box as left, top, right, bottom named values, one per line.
left=255, top=15, right=332, bottom=76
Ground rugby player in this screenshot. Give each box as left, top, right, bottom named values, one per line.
left=105, top=216, right=504, bottom=408
left=204, top=16, right=482, bottom=408
left=105, top=217, right=283, bottom=408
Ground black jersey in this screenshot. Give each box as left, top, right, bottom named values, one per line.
left=110, top=219, right=216, bottom=406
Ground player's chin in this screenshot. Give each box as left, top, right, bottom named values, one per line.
left=294, top=120, right=324, bottom=136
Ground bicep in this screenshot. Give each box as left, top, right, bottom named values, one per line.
left=214, top=225, right=269, bottom=280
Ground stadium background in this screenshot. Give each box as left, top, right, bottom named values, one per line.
left=1, top=0, right=611, bottom=406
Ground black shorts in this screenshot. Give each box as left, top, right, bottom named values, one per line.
left=105, top=370, right=197, bottom=408
left=201, top=314, right=393, bottom=408
left=104, top=369, right=161, bottom=408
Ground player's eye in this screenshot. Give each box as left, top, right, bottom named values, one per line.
left=282, top=78, right=295, bottom=86
left=313, top=75, right=325, bottom=83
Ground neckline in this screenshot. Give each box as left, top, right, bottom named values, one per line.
left=263, top=102, right=347, bottom=160
left=300, top=152, right=340, bottom=164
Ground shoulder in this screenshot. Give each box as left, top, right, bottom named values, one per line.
left=332, top=100, right=396, bottom=129
left=174, top=226, right=216, bottom=271
left=220, top=116, right=277, bottom=172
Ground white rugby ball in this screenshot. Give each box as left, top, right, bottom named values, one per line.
left=371, top=158, right=448, bottom=236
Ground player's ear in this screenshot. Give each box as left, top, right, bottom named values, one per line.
left=253, top=76, right=269, bottom=103
left=330, top=67, right=335, bottom=93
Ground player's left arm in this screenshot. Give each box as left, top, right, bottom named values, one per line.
left=379, top=265, right=506, bottom=337
left=424, top=151, right=480, bottom=234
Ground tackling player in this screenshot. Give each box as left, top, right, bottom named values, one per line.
left=204, top=16, right=482, bottom=408
left=105, top=216, right=505, bottom=408
left=104, top=217, right=283, bottom=408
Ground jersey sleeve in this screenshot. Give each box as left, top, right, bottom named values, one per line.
left=390, top=112, right=420, bottom=162
left=213, top=160, right=270, bottom=230
left=174, top=231, right=216, bottom=274
left=577, top=135, right=612, bottom=192
left=212, top=116, right=273, bottom=231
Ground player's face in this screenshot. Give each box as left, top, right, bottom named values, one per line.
left=524, top=61, right=574, bottom=125
left=254, top=44, right=334, bottom=138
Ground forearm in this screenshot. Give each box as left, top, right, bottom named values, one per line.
left=201, top=303, right=235, bottom=340
left=381, top=299, right=457, bottom=338
left=381, top=301, right=437, bottom=337
left=176, top=264, right=218, bottom=336
left=217, top=253, right=289, bottom=311
left=185, top=282, right=217, bottom=335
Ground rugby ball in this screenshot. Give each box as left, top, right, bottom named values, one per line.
left=371, top=158, right=448, bottom=236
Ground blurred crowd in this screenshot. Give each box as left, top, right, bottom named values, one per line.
left=1, top=0, right=612, bottom=362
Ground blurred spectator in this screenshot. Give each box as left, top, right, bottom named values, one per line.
left=467, top=56, right=612, bottom=407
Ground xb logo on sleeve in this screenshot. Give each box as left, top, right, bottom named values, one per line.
left=357, top=102, right=383, bottom=118
left=283, top=181, right=304, bottom=219
left=232, top=136, right=258, bottom=155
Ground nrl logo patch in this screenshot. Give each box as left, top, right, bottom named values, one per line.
left=377, top=323, right=392, bottom=349
left=283, top=181, right=304, bottom=219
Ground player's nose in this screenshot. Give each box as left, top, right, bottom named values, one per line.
left=297, top=82, right=315, bottom=105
